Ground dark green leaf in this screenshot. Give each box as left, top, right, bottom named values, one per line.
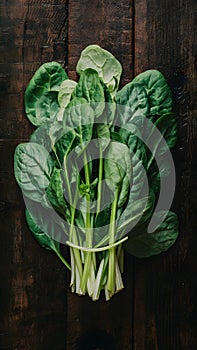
left=63, top=98, right=94, bottom=154
left=14, top=143, right=53, bottom=203
left=25, top=208, right=59, bottom=251
left=132, top=69, right=173, bottom=116
left=35, top=91, right=59, bottom=124
left=117, top=190, right=155, bottom=236
left=125, top=211, right=179, bottom=257
left=104, top=141, right=132, bottom=208
left=74, top=68, right=105, bottom=118
left=116, top=82, right=148, bottom=126
left=25, top=61, right=68, bottom=126
left=46, top=168, right=69, bottom=216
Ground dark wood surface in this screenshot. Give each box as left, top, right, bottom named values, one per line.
left=0, top=1, right=196, bottom=349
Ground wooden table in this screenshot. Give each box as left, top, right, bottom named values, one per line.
left=0, top=1, right=196, bottom=349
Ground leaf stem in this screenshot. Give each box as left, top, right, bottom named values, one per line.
left=54, top=248, right=71, bottom=271
left=96, top=143, right=103, bottom=216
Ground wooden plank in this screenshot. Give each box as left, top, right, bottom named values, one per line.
left=0, top=1, right=69, bottom=349
left=67, top=1, right=134, bottom=349
left=68, top=0, right=133, bottom=85
left=133, top=0, right=197, bottom=349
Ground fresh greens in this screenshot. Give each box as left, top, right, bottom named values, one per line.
left=14, top=44, right=179, bottom=301
left=76, top=44, right=122, bottom=96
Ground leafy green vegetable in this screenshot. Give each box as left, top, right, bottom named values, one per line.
left=73, top=68, right=105, bottom=118
left=25, top=61, right=68, bottom=126
left=116, top=82, right=148, bottom=126
left=25, top=207, right=71, bottom=270
left=132, top=69, right=172, bottom=116
left=104, top=141, right=132, bottom=208
left=58, top=79, right=77, bottom=109
left=14, top=143, right=53, bottom=203
left=14, top=46, right=179, bottom=302
left=76, top=45, right=122, bottom=96
left=125, top=211, right=179, bottom=257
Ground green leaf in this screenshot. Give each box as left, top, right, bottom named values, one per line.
left=100, top=80, right=116, bottom=124
left=118, top=128, right=148, bottom=200
left=125, top=211, right=179, bottom=257
left=74, top=68, right=105, bottom=118
left=25, top=61, right=68, bottom=126
left=35, top=91, right=60, bottom=124
left=14, top=143, right=53, bottom=203
left=25, top=208, right=59, bottom=251
left=46, top=168, right=69, bottom=216
left=95, top=123, right=111, bottom=151
left=147, top=113, right=177, bottom=160
left=132, top=69, right=173, bottom=116
left=116, top=82, right=148, bottom=126
left=58, top=79, right=77, bottom=108
left=54, top=128, right=76, bottom=165
left=63, top=97, right=94, bottom=154
left=30, top=121, right=53, bottom=151
left=76, top=45, right=122, bottom=96
left=104, top=141, right=132, bottom=208
left=117, top=190, right=155, bottom=236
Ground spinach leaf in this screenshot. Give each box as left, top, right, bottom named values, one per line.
left=100, top=80, right=116, bottom=125
left=46, top=168, right=69, bottom=216
left=58, top=79, right=77, bottom=108
left=63, top=97, right=94, bottom=154
left=25, top=205, right=71, bottom=270
left=30, top=121, right=53, bottom=151
left=76, top=45, right=122, bottom=96
left=104, top=141, right=132, bottom=208
left=54, top=128, right=76, bottom=165
left=95, top=123, right=111, bottom=151
left=35, top=91, right=60, bottom=124
left=132, top=69, right=172, bottom=116
left=14, top=143, right=53, bottom=203
left=125, top=211, right=179, bottom=258
left=25, top=61, right=68, bottom=126
left=116, top=82, right=148, bottom=126
left=117, top=190, right=155, bottom=237
left=146, top=113, right=177, bottom=166
left=73, top=68, right=105, bottom=118
left=25, top=208, right=59, bottom=251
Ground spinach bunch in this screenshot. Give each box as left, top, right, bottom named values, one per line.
left=14, top=45, right=179, bottom=301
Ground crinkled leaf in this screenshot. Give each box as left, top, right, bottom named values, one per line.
left=74, top=68, right=105, bottom=118
left=117, top=190, right=155, bottom=236
left=95, top=123, right=110, bottom=151
left=76, top=45, right=122, bottom=96
left=34, top=91, right=60, bottom=125
left=125, top=211, right=179, bottom=257
left=63, top=98, right=94, bottom=154
left=116, top=82, right=148, bottom=127
left=46, top=168, right=69, bottom=216
left=132, top=69, right=172, bottom=116
left=104, top=141, right=132, bottom=208
left=14, top=143, right=53, bottom=203
left=25, top=61, right=68, bottom=126
left=30, top=121, right=53, bottom=151
left=25, top=208, right=59, bottom=251
left=58, top=79, right=77, bottom=108
left=118, top=128, right=148, bottom=201
left=54, top=128, right=76, bottom=165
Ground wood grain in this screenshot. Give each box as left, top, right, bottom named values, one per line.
left=68, top=0, right=133, bottom=85
left=133, top=1, right=197, bottom=349
left=0, top=1, right=68, bottom=349
left=0, top=0, right=196, bottom=349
